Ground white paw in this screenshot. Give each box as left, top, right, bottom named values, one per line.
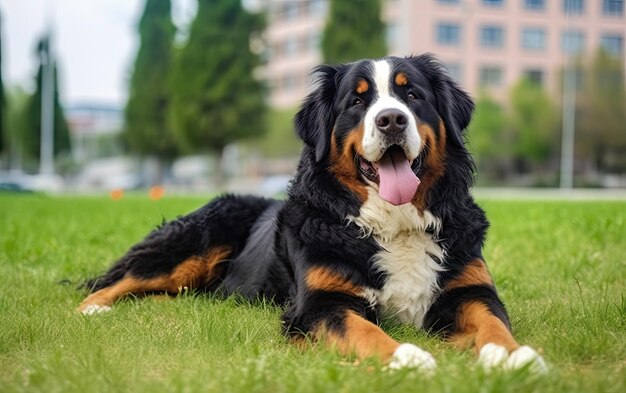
left=478, top=344, right=547, bottom=374
left=478, top=343, right=509, bottom=370
left=388, top=343, right=437, bottom=374
left=505, top=346, right=548, bottom=374
left=81, top=304, right=112, bottom=315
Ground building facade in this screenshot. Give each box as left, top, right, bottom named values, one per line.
left=262, top=0, right=625, bottom=107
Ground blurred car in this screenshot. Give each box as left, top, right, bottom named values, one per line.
left=260, top=175, right=291, bottom=197
left=0, top=172, right=64, bottom=193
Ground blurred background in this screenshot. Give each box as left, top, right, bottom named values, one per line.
left=0, top=0, right=624, bottom=196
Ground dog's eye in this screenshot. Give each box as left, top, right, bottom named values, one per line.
left=407, top=92, right=417, bottom=101
left=353, top=98, right=363, bottom=106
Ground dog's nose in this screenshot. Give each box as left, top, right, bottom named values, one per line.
left=375, top=109, right=408, bottom=134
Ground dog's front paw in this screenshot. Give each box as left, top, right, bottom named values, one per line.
left=478, top=343, right=509, bottom=369
left=478, top=344, right=547, bottom=374
left=505, top=346, right=548, bottom=374
left=388, top=343, right=437, bottom=374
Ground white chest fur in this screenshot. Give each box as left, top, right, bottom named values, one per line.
left=349, top=188, right=445, bottom=328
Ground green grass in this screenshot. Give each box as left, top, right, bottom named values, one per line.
left=1, top=193, right=624, bottom=392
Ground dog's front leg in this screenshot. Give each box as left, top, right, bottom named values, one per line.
left=425, top=258, right=547, bottom=373
left=283, top=265, right=436, bottom=372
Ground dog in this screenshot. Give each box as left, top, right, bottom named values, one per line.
left=78, top=55, right=546, bottom=373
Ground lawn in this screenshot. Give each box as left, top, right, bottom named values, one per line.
left=0, top=193, right=624, bottom=393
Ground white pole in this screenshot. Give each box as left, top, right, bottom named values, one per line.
left=560, top=62, right=576, bottom=189
left=559, top=4, right=575, bottom=189
left=39, top=30, right=55, bottom=175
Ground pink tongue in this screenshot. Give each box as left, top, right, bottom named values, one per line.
left=377, top=147, right=420, bottom=206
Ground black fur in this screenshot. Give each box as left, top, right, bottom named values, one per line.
left=423, top=285, right=511, bottom=336
left=83, top=195, right=277, bottom=291
left=82, top=55, right=509, bottom=346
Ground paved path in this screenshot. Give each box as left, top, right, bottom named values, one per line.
left=472, top=188, right=626, bottom=200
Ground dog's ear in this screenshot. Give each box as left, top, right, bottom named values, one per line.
left=408, top=54, right=474, bottom=148
left=295, top=64, right=341, bottom=162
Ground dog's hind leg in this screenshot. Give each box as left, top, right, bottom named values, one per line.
left=78, top=246, right=231, bottom=314
left=78, top=195, right=276, bottom=314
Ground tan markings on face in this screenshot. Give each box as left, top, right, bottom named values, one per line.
left=412, top=120, right=447, bottom=211
left=305, top=266, right=362, bottom=295
left=315, top=311, right=400, bottom=362
left=329, top=126, right=368, bottom=202
left=443, top=259, right=493, bottom=291
left=449, top=301, right=519, bottom=353
left=77, top=246, right=231, bottom=312
left=356, top=79, right=369, bottom=94
left=394, top=72, right=408, bottom=87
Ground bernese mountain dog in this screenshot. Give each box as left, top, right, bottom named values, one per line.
left=78, top=55, right=546, bottom=373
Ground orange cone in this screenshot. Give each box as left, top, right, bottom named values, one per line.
left=149, top=185, right=165, bottom=200
left=110, top=188, right=124, bottom=200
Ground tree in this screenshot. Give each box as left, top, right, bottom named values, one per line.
left=5, top=86, right=29, bottom=171
left=170, top=0, right=266, bottom=185
left=508, top=78, right=558, bottom=169
left=321, top=0, right=387, bottom=64
left=21, top=37, right=71, bottom=169
left=575, top=50, right=626, bottom=173
left=466, top=92, right=509, bottom=181
left=0, top=11, right=5, bottom=158
left=124, top=0, right=177, bottom=184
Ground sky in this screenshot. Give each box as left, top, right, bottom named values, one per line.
left=1, top=0, right=196, bottom=107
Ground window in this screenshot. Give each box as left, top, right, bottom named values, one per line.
left=603, top=0, right=624, bottom=15
left=563, top=0, right=584, bottom=13
left=524, top=0, right=545, bottom=9
left=445, top=63, right=462, bottom=83
left=479, top=66, right=504, bottom=87
left=601, top=34, right=624, bottom=56
left=308, top=32, right=320, bottom=52
left=386, top=24, right=400, bottom=49
left=522, top=28, right=546, bottom=50
left=285, top=2, right=299, bottom=20
left=524, top=69, right=544, bottom=85
left=482, top=0, right=504, bottom=6
left=271, top=43, right=283, bottom=58
left=310, top=0, right=327, bottom=18
left=284, top=37, right=299, bottom=57
left=561, top=30, right=585, bottom=54
left=437, top=23, right=461, bottom=45
left=283, top=74, right=298, bottom=91
left=270, top=77, right=280, bottom=91
left=480, top=26, right=505, bottom=48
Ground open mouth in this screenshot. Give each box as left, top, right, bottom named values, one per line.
left=357, top=145, right=422, bottom=206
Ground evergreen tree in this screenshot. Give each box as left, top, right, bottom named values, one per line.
left=575, top=50, right=626, bottom=173
left=6, top=86, right=29, bottom=171
left=21, top=37, right=71, bottom=168
left=124, top=0, right=177, bottom=183
left=0, top=11, right=5, bottom=157
left=170, top=0, right=266, bottom=184
left=321, top=0, right=387, bottom=64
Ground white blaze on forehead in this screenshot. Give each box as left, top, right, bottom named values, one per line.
left=372, top=60, right=392, bottom=96
left=362, top=59, right=421, bottom=162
